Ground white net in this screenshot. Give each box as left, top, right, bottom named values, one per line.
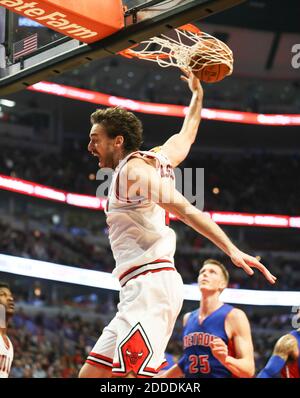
left=120, top=25, right=233, bottom=75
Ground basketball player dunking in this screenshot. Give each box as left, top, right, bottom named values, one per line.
left=257, top=327, right=300, bottom=378
left=0, top=282, right=14, bottom=378
left=79, top=72, right=276, bottom=378
left=158, top=259, right=255, bottom=378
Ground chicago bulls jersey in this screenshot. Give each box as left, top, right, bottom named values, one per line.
left=281, top=330, right=300, bottom=378
left=0, top=334, right=13, bottom=378
left=178, top=304, right=235, bottom=378
left=105, top=150, right=176, bottom=280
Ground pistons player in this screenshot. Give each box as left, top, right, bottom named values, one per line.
left=159, top=259, right=255, bottom=378
left=257, top=327, right=300, bottom=378
left=0, top=282, right=14, bottom=378
left=80, top=70, right=276, bottom=378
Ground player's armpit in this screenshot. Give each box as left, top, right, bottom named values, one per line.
left=160, top=133, right=195, bottom=168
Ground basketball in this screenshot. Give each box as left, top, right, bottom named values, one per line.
left=189, top=38, right=233, bottom=83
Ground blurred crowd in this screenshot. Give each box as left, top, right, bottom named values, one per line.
left=0, top=219, right=113, bottom=273
left=8, top=306, right=293, bottom=378
left=1, top=144, right=300, bottom=215
left=56, top=58, right=300, bottom=114
left=190, top=152, right=300, bottom=215
left=1, top=218, right=299, bottom=291
left=9, top=309, right=102, bottom=378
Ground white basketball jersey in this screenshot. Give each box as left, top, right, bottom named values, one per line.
left=105, top=149, right=177, bottom=279
left=0, top=334, right=13, bottom=378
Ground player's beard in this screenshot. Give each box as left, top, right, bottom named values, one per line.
left=101, top=152, right=115, bottom=169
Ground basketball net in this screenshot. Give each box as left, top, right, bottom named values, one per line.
left=119, top=24, right=233, bottom=75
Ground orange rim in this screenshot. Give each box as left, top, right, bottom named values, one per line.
left=118, top=23, right=201, bottom=60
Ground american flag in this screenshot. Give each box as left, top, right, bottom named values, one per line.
left=13, top=34, right=38, bottom=62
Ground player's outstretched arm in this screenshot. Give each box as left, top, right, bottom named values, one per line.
left=257, top=334, right=296, bottom=378
left=125, top=158, right=276, bottom=284
left=160, top=71, right=203, bottom=168
left=210, top=309, right=255, bottom=378
left=159, top=178, right=275, bottom=284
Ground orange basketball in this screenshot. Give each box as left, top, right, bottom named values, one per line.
left=193, top=63, right=231, bottom=83
left=189, top=38, right=232, bottom=83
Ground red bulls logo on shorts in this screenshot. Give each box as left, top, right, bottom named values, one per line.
left=120, top=328, right=151, bottom=374
left=125, top=349, right=143, bottom=365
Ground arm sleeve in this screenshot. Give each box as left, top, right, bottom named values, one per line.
left=257, top=355, right=286, bottom=378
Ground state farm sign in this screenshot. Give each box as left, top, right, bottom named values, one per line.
left=0, top=0, right=124, bottom=43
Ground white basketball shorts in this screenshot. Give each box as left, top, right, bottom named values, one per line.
left=86, top=267, right=184, bottom=377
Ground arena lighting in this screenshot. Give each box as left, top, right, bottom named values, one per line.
left=18, top=16, right=43, bottom=27
left=0, top=254, right=299, bottom=306
left=0, top=99, right=16, bottom=107
left=1, top=174, right=300, bottom=229
left=66, top=193, right=102, bottom=209
left=28, top=81, right=300, bottom=126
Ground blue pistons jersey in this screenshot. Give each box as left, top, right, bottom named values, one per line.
left=178, top=304, right=235, bottom=378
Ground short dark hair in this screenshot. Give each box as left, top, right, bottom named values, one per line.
left=202, top=259, right=229, bottom=285
left=90, top=107, right=143, bottom=152
left=0, top=282, right=10, bottom=290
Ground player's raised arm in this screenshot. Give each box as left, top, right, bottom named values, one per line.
left=125, top=158, right=277, bottom=284
left=160, top=71, right=203, bottom=167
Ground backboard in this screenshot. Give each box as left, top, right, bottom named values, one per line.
left=0, top=0, right=245, bottom=95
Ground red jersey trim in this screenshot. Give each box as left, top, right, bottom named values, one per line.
left=89, top=352, right=113, bottom=363
left=85, top=359, right=112, bottom=370
left=119, top=258, right=173, bottom=281
left=119, top=259, right=174, bottom=287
